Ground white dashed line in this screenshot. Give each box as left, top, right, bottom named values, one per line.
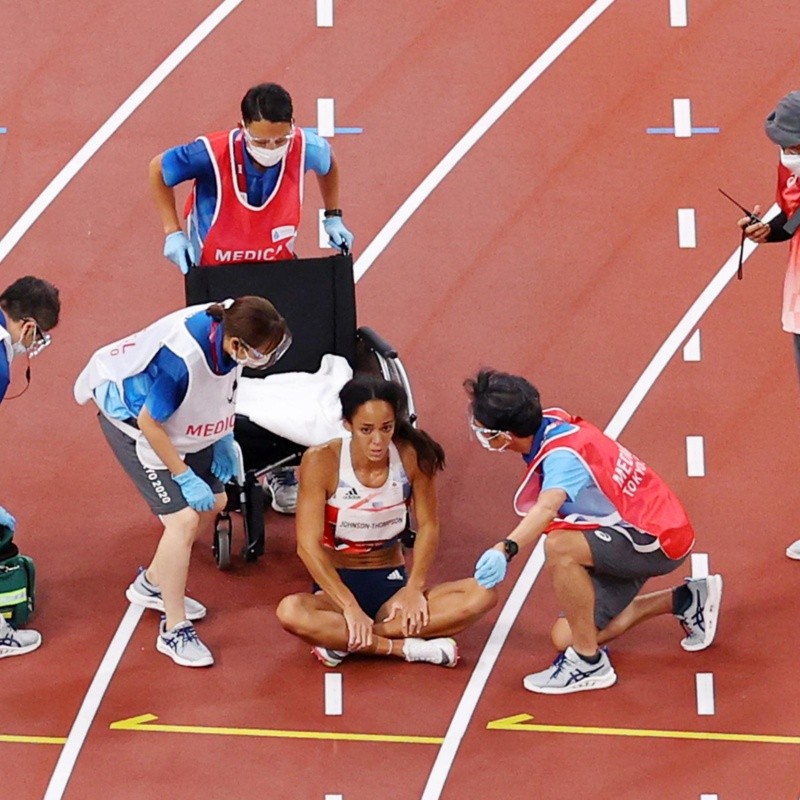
left=324, top=672, right=343, bottom=716
left=682, top=329, right=701, bottom=361
left=678, top=207, right=697, bottom=248
left=317, top=98, right=335, bottom=137
left=316, top=0, right=334, bottom=27
left=325, top=795, right=344, bottom=800
left=686, top=435, right=705, bottom=477
left=700, top=795, right=719, bottom=800
left=673, top=98, right=692, bottom=138
left=696, top=673, right=716, bottom=715
left=669, top=0, right=688, bottom=27
left=690, top=552, right=709, bottom=579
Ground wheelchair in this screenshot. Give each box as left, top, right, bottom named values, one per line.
left=185, top=252, right=416, bottom=569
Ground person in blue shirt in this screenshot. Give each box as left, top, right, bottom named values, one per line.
left=76, top=297, right=290, bottom=667
left=0, top=276, right=60, bottom=659
left=149, top=82, right=354, bottom=271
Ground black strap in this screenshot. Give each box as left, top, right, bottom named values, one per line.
left=783, top=206, right=800, bottom=237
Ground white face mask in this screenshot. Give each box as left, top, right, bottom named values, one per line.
left=781, top=150, right=800, bottom=177
left=246, top=142, right=289, bottom=167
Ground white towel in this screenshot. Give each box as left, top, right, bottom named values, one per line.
left=235, top=354, right=352, bottom=446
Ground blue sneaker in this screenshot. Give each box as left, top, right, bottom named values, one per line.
left=125, top=567, right=206, bottom=620
left=523, top=647, right=617, bottom=694
left=677, top=574, right=723, bottom=652
left=156, top=619, right=214, bottom=668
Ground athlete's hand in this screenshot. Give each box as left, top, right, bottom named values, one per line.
left=382, top=586, right=429, bottom=636
left=0, top=505, right=15, bottom=533
left=172, top=468, right=216, bottom=512
left=737, top=205, right=770, bottom=243
left=163, top=231, right=197, bottom=274
left=474, top=548, right=507, bottom=589
left=211, top=433, right=238, bottom=484
left=322, top=217, right=354, bottom=253
left=343, top=603, right=373, bottom=651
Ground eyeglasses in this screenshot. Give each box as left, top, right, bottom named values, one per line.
left=240, top=331, right=292, bottom=369
left=24, top=319, right=51, bottom=357
left=469, top=419, right=507, bottom=447
left=241, top=123, right=295, bottom=149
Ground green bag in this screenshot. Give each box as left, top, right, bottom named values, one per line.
left=0, top=523, right=36, bottom=626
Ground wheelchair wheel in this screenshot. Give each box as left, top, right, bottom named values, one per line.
left=213, top=512, right=232, bottom=570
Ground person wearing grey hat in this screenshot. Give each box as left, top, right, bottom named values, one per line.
left=738, top=89, right=800, bottom=560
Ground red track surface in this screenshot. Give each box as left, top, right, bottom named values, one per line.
left=2, top=2, right=800, bottom=798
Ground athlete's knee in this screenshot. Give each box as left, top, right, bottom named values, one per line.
left=162, top=509, right=201, bottom=545
left=276, top=594, right=309, bottom=634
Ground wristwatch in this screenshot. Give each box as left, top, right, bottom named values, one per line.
left=502, top=538, right=519, bottom=562
left=323, top=208, right=343, bottom=218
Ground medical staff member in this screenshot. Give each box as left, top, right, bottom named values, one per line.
left=75, top=297, right=290, bottom=667
left=0, top=276, right=60, bottom=658
left=737, top=90, right=800, bottom=560
left=465, top=369, right=722, bottom=695
left=149, top=82, right=354, bottom=271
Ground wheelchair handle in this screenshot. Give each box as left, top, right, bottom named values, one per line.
left=357, top=326, right=397, bottom=359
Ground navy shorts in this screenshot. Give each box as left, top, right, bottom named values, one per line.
left=583, top=524, right=687, bottom=630
left=314, top=565, right=407, bottom=619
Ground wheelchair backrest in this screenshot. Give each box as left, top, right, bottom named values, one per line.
left=184, top=254, right=357, bottom=376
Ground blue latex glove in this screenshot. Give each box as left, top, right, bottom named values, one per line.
left=211, top=433, right=238, bottom=484
left=173, top=468, right=216, bottom=512
left=163, top=231, right=197, bottom=275
left=474, top=548, right=507, bottom=589
left=322, top=216, right=354, bottom=252
left=0, top=505, right=15, bottom=532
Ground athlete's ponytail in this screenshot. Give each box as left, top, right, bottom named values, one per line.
left=339, top=375, right=445, bottom=476
left=207, top=296, right=287, bottom=350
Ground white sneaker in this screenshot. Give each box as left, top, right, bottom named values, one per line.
left=523, top=647, right=617, bottom=694
left=402, top=637, right=458, bottom=667
left=264, top=466, right=298, bottom=514
left=125, top=567, right=207, bottom=620
left=0, top=617, right=42, bottom=658
left=312, top=646, right=349, bottom=668
left=156, top=620, right=214, bottom=667
left=676, top=574, right=723, bottom=652
left=786, top=539, right=800, bottom=560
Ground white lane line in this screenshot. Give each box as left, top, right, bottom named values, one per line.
left=669, top=0, right=688, bottom=27
left=325, top=795, right=344, bottom=800
left=353, top=0, right=618, bottom=283
left=678, top=208, right=696, bottom=248
left=0, top=0, right=244, bottom=266
left=673, top=98, right=692, bottom=138
left=324, top=673, right=343, bottom=716
left=682, top=329, right=701, bottom=361
left=686, top=435, right=705, bottom=477
left=316, top=0, right=334, bottom=27
left=43, top=605, right=145, bottom=800
left=700, top=795, right=719, bottom=800
left=696, top=673, right=716, bottom=715
left=317, top=98, right=336, bottom=137
left=318, top=208, right=331, bottom=249
left=691, top=552, right=709, bottom=579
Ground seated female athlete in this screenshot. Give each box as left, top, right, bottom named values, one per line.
left=276, top=374, right=496, bottom=667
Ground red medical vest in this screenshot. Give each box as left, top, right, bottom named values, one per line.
left=775, top=163, right=800, bottom=332
left=514, top=409, right=695, bottom=560
left=188, top=128, right=306, bottom=266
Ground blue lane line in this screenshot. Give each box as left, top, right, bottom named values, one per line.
left=304, top=127, right=364, bottom=135
left=646, top=127, right=720, bottom=134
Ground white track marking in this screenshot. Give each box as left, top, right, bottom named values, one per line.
left=673, top=98, right=692, bottom=137
left=324, top=673, right=343, bottom=716
left=0, top=0, right=243, bottom=266
left=43, top=605, right=144, bottom=800
left=700, top=795, right=719, bottom=800
left=669, top=0, right=688, bottom=27
left=325, top=795, right=344, bottom=800
left=353, top=0, right=618, bottom=283
left=686, top=435, right=705, bottom=477
left=691, top=553, right=709, bottom=579
left=316, top=0, right=334, bottom=27
left=317, top=98, right=336, bottom=137
left=696, top=673, right=716, bottom=715
left=683, top=329, right=701, bottom=361
left=678, top=208, right=697, bottom=248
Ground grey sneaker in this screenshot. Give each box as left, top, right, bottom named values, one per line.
left=156, top=620, right=214, bottom=667
left=786, top=539, right=800, bottom=560
left=677, top=574, right=723, bottom=652
left=523, top=647, right=617, bottom=694
left=312, top=646, right=349, bottom=667
left=0, top=617, right=42, bottom=658
left=265, top=466, right=298, bottom=514
left=402, top=637, right=458, bottom=667
left=125, top=567, right=206, bottom=621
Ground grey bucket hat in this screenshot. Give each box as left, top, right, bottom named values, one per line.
left=765, top=90, right=800, bottom=147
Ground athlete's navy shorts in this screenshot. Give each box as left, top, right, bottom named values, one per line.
left=314, top=565, right=407, bottom=619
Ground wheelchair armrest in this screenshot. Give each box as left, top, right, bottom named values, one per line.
left=357, top=326, right=397, bottom=359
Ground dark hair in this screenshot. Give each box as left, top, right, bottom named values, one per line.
left=241, top=83, right=293, bottom=124
left=0, top=276, right=60, bottom=331
left=463, top=369, right=542, bottom=437
left=207, top=296, right=287, bottom=348
left=339, top=374, right=445, bottom=476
